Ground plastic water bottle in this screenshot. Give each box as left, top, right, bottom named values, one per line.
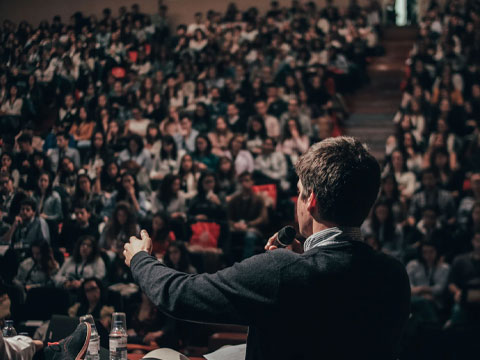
left=2, top=320, right=17, bottom=337
left=109, top=320, right=127, bottom=360
left=80, top=315, right=100, bottom=360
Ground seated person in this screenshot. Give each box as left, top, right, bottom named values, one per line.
left=191, top=134, right=219, bottom=172
left=99, top=202, right=139, bottom=260
left=447, top=232, right=480, bottom=326
left=31, top=171, right=63, bottom=227
left=188, top=171, right=225, bottom=222
left=1, top=198, right=50, bottom=251
left=408, top=168, right=456, bottom=226
left=46, top=131, right=80, bottom=173
left=102, top=172, right=149, bottom=221
left=0, top=277, right=43, bottom=360
left=14, top=239, right=59, bottom=293
left=227, top=172, right=268, bottom=260
left=150, top=174, right=187, bottom=240
left=68, top=277, right=114, bottom=331
left=253, top=137, right=289, bottom=191
left=406, top=241, right=450, bottom=323
left=54, top=236, right=106, bottom=291
left=163, top=241, right=197, bottom=274
left=61, top=202, right=99, bottom=253
left=403, top=206, right=450, bottom=262
left=361, top=201, right=404, bottom=261
left=1, top=281, right=95, bottom=360
left=127, top=291, right=179, bottom=349
left=147, top=212, right=175, bottom=259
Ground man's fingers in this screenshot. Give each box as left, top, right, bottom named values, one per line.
left=123, top=243, right=132, bottom=267
left=129, top=236, right=139, bottom=243
left=265, top=233, right=278, bottom=250
left=141, top=229, right=153, bottom=254
left=140, top=229, right=150, bottom=242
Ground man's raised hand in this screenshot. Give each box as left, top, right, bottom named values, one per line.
left=124, top=230, right=153, bottom=267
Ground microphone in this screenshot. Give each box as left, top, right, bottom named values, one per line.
left=275, top=226, right=296, bottom=248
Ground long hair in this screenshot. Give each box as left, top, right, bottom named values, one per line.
left=387, top=148, right=408, bottom=173
left=247, top=115, right=267, bottom=140
left=160, top=135, right=178, bottom=160
left=217, top=156, right=235, bottom=181
left=196, top=171, right=218, bottom=198
left=34, top=170, right=54, bottom=198
left=1, top=152, right=14, bottom=172
left=74, top=174, right=92, bottom=200
left=149, top=211, right=172, bottom=248
left=468, top=202, right=480, bottom=232
left=417, top=241, right=440, bottom=267
left=31, top=239, right=57, bottom=276
left=158, top=174, right=180, bottom=204
left=77, top=277, right=106, bottom=307
left=87, top=130, right=109, bottom=161
left=105, top=202, right=138, bottom=243
left=282, top=117, right=304, bottom=141
left=145, top=123, right=160, bottom=144
left=193, top=134, right=213, bottom=156
left=75, top=106, right=92, bottom=125
left=100, top=161, right=119, bottom=191
left=72, top=235, right=100, bottom=264
left=380, top=173, right=401, bottom=203
left=128, top=134, right=144, bottom=155
left=178, top=154, right=194, bottom=178
left=429, top=146, right=452, bottom=176
left=116, top=172, right=140, bottom=202
left=370, top=201, right=396, bottom=244
left=163, top=241, right=192, bottom=272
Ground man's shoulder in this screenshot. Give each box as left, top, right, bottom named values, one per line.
left=309, top=238, right=407, bottom=274
left=244, top=248, right=304, bottom=272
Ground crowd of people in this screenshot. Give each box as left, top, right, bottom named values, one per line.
left=0, top=0, right=384, bottom=352
left=359, top=0, right=480, bottom=357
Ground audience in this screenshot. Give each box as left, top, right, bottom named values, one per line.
left=358, top=1, right=480, bottom=349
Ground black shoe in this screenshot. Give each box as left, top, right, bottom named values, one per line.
left=44, top=322, right=92, bottom=360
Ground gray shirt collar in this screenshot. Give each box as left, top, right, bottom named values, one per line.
left=303, top=226, right=363, bottom=252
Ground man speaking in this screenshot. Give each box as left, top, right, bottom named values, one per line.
left=124, top=137, right=411, bottom=360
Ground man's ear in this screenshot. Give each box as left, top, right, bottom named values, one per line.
left=307, top=192, right=317, bottom=214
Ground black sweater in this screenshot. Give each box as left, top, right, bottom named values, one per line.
left=131, top=235, right=410, bottom=360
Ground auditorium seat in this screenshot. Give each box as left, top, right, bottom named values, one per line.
left=207, top=324, right=248, bottom=352
left=208, top=332, right=247, bottom=352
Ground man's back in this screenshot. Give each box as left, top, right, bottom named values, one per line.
left=244, top=238, right=411, bottom=360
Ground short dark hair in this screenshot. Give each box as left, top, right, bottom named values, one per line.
left=421, top=167, right=436, bottom=178
left=73, top=200, right=91, bottom=213
left=17, top=133, right=32, bottom=144
left=239, top=171, right=253, bottom=181
left=56, top=131, right=69, bottom=140
left=295, top=137, right=380, bottom=227
left=20, top=198, right=37, bottom=212
left=421, top=205, right=438, bottom=215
